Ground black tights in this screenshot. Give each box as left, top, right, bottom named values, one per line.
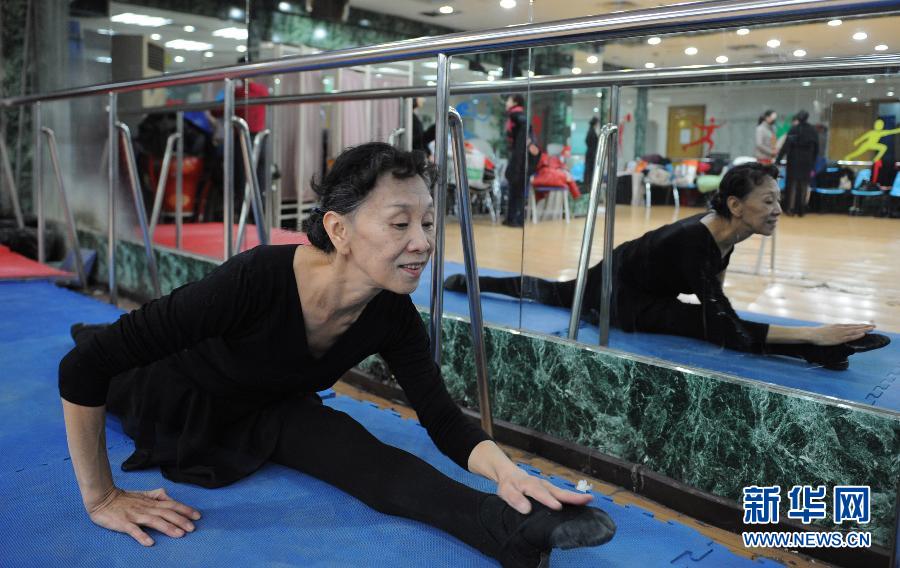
left=272, top=397, right=499, bottom=559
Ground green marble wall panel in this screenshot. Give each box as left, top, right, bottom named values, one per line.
left=366, top=311, right=900, bottom=547
left=73, top=234, right=899, bottom=546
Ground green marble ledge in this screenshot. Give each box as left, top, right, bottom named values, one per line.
left=75, top=230, right=899, bottom=547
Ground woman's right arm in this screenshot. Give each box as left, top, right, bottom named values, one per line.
left=62, top=400, right=200, bottom=546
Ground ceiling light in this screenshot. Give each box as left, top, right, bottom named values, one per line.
left=359, top=19, right=370, bottom=27
left=204, top=51, right=214, bottom=58
left=593, top=107, right=599, bottom=113
left=278, top=2, right=291, bottom=10
left=528, top=70, right=535, bottom=77
left=96, top=28, right=114, bottom=35
left=836, top=93, right=844, bottom=98
left=736, top=28, right=750, bottom=36
left=421, top=61, right=466, bottom=70
left=647, top=37, right=661, bottom=45
left=183, top=25, right=195, bottom=32
left=587, top=55, right=599, bottom=64
left=110, top=13, right=172, bottom=27
left=572, top=67, right=582, bottom=74
left=850, top=96, right=858, bottom=102
left=427, top=80, right=437, bottom=86
left=439, top=5, right=454, bottom=14
left=766, top=39, right=781, bottom=48
left=229, top=8, right=245, bottom=20
left=313, top=27, right=327, bottom=40
left=684, top=47, right=698, bottom=55
left=150, top=33, right=162, bottom=41
left=802, top=81, right=811, bottom=86
left=874, top=44, right=888, bottom=51
left=888, top=91, right=895, bottom=97
left=827, top=19, right=842, bottom=27
left=173, top=55, right=185, bottom=63
left=213, top=27, right=248, bottom=40
left=165, top=39, right=213, bottom=51
left=486, top=75, right=495, bottom=81
left=236, top=44, right=247, bottom=53
left=596, top=92, right=603, bottom=98
left=422, top=74, right=438, bottom=81
left=793, top=49, right=806, bottom=57
left=500, top=0, right=517, bottom=8
left=715, top=55, right=728, bottom=64
left=866, top=78, right=876, bottom=84
left=853, top=32, right=868, bottom=41
left=95, top=56, right=112, bottom=64
left=644, top=62, right=655, bottom=69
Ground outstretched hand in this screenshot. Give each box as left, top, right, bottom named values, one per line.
left=87, top=487, right=201, bottom=546
left=808, top=323, right=875, bottom=346
left=497, top=467, right=593, bottom=515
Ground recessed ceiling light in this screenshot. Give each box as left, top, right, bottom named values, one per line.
left=183, top=25, right=195, bottom=32
left=888, top=91, right=895, bottom=97
left=715, top=55, right=729, bottom=63
left=313, top=27, right=327, bottom=40
left=97, top=28, right=115, bottom=35
left=827, top=19, right=842, bottom=27
left=596, top=91, right=603, bottom=98
left=278, top=2, right=291, bottom=11
left=644, top=62, right=655, bottom=69
left=802, top=81, right=811, bottom=86
left=571, top=67, right=582, bottom=74
left=736, top=28, right=750, bottom=36
left=647, top=36, right=661, bottom=45
left=274, top=78, right=281, bottom=85
left=866, top=78, right=876, bottom=84
left=422, top=61, right=466, bottom=70
left=793, top=49, right=806, bottom=57
left=173, top=55, right=185, bottom=63
left=359, top=19, right=370, bottom=27
left=874, top=44, right=888, bottom=51
left=593, top=107, right=599, bottom=113
left=684, top=47, right=698, bottom=55
left=500, top=0, right=517, bottom=9
left=766, top=39, right=781, bottom=48
left=421, top=74, right=438, bottom=81
left=587, top=55, right=599, bottom=64
left=229, top=8, right=245, bottom=20
left=836, top=93, right=844, bottom=98
left=204, top=51, right=214, bottom=58
left=95, top=56, right=112, bottom=64
left=165, top=39, right=213, bottom=51
left=853, top=32, right=868, bottom=41
left=110, top=13, right=172, bottom=27
left=213, top=27, right=248, bottom=40
left=150, top=33, right=162, bottom=41
left=427, top=80, right=437, bottom=86
left=236, top=44, right=247, bottom=53
left=439, top=5, right=454, bottom=14
left=850, top=96, right=858, bottom=102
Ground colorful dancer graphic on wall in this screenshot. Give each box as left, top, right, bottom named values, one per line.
left=682, top=117, right=726, bottom=153
left=844, top=118, right=900, bottom=182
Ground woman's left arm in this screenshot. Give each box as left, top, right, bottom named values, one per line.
left=467, top=440, right=592, bottom=514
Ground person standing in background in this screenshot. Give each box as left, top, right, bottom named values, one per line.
left=503, top=94, right=528, bottom=227
left=776, top=110, right=819, bottom=217
left=412, top=97, right=427, bottom=153
left=754, top=110, right=777, bottom=164
left=583, top=117, right=601, bottom=189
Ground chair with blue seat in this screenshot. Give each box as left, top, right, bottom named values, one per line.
left=811, top=166, right=849, bottom=213
left=887, top=171, right=900, bottom=217
left=849, top=168, right=883, bottom=215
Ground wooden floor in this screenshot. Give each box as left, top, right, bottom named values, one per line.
left=443, top=206, right=900, bottom=334
left=334, top=380, right=824, bottom=568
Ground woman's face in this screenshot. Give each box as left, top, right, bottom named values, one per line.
left=767, top=112, right=777, bottom=124
left=345, top=173, right=434, bottom=294
left=730, top=177, right=781, bottom=236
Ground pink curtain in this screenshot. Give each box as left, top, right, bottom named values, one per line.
left=275, top=71, right=323, bottom=203
left=372, top=75, right=407, bottom=143
left=338, top=69, right=370, bottom=149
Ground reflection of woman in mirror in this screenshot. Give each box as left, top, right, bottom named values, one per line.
left=60, top=143, right=615, bottom=565
left=446, top=163, right=889, bottom=370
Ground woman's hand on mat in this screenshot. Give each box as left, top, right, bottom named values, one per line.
left=807, top=323, right=875, bottom=346
left=87, top=486, right=201, bottom=546
left=497, top=468, right=593, bottom=515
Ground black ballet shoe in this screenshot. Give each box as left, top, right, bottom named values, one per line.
left=70, top=322, right=109, bottom=344
left=479, top=496, right=616, bottom=568
left=444, top=274, right=468, bottom=293
left=800, top=344, right=852, bottom=371
left=844, top=333, right=890, bottom=354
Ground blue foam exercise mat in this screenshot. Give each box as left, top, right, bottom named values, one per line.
left=419, top=262, right=900, bottom=412
left=0, top=280, right=785, bottom=566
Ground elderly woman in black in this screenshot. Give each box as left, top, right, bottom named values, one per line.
left=446, top=163, right=889, bottom=370
left=60, top=143, right=615, bottom=567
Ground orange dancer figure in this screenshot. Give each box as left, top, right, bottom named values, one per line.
left=682, top=117, right=726, bottom=153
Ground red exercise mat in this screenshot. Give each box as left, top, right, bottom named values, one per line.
left=142, top=223, right=309, bottom=259
left=0, top=244, right=74, bottom=280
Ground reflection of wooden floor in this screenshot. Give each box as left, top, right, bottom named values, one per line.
left=443, top=206, right=900, bottom=334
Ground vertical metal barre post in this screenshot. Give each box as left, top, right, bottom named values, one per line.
left=108, top=93, right=118, bottom=305
left=263, top=109, right=274, bottom=236
left=568, top=123, right=617, bottom=340
left=232, top=118, right=267, bottom=250
left=0, top=130, right=25, bottom=228
left=149, top=133, right=180, bottom=237
left=116, top=122, right=162, bottom=298
left=430, top=53, right=451, bottom=366
left=41, top=127, right=86, bottom=287
left=448, top=108, right=493, bottom=436
left=223, top=79, right=235, bottom=259
left=33, top=101, right=44, bottom=263
left=176, top=111, right=184, bottom=250
left=403, top=97, right=414, bottom=152
left=599, top=85, right=620, bottom=347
